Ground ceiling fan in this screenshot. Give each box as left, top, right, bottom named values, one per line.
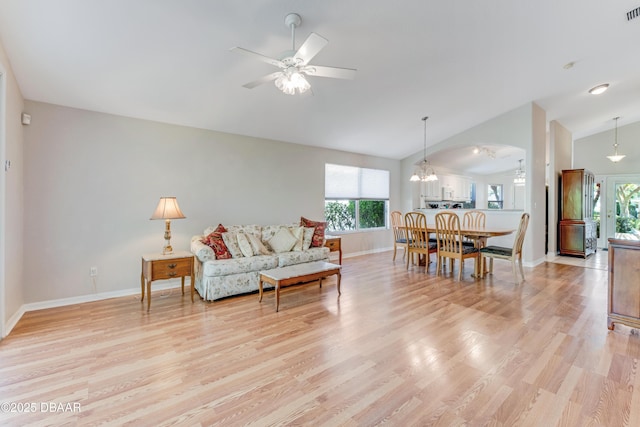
left=230, top=13, right=357, bottom=95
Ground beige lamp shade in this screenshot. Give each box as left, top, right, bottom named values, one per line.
left=150, top=197, right=185, bottom=255
left=150, top=197, right=186, bottom=220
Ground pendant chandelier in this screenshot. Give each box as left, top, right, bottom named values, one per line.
left=606, top=117, right=625, bottom=163
left=410, top=116, right=438, bottom=182
left=513, top=159, right=526, bottom=186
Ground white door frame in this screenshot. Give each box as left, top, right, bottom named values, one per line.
left=603, top=174, right=640, bottom=247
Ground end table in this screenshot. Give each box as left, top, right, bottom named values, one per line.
left=140, top=250, right=194, bottom=311
left=324, top=235, right=342, bottom=265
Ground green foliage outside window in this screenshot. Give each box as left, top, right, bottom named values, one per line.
left=616, top=216, right=639, bottom=233
left=615, top=184, right=640, bottom=233
left=324, top=200, right=386, bottom=231
left=359, top=200, right=386, bottom=228
left=324, top=201, right=355, bottom=231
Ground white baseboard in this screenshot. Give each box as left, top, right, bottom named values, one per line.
left=341, top=246, right=393, bottom=260
left=3, top=279, right=187, bottom=338
left=4, top=305, right=26, bottom=338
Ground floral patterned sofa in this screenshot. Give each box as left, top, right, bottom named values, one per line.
left=190, top=219, right=329, bottom=301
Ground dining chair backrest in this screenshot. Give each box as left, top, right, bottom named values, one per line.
left=404, top=212, right=429, bottom=249
left=463, top=210, right=486, bottom=229
left=512, top=213, right=530, bottom=255
left=390, top=211, right=405, bottom=242
left=435, top=211, right=463, bottom=255
left=479, top=212, right=530, bottom=284
left=435, top=211, right=479, bottom=280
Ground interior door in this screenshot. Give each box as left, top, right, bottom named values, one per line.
left=605, top=176, right=640, bottom=243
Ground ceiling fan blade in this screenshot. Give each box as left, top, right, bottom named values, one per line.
left=293, top=32, right=328, bottom=65
left=242, top=72, right=282, bottom=89
left=230, top=47, right=285, bottom=68
left=302, top=65, right=357, bottom=80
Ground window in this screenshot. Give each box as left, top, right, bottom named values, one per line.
left=324, top=164, right=389, bottom=231
left=487, top=184, right=503, bottom=209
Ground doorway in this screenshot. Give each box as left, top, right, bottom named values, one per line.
left=605, top=176, right=640, bottom=243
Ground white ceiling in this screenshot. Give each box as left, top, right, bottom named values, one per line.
left=1, top=0, right=639, bottom=174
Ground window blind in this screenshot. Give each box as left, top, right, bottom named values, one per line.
left=325, top=164, right=389, bottom=199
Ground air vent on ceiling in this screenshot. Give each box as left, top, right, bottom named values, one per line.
left=628, top=6, right=640, bottom=21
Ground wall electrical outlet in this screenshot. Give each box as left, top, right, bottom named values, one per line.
left=90, top=267, right=98, bottom=277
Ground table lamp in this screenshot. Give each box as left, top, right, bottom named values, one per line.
left=150, top=197, right=186, bottom=254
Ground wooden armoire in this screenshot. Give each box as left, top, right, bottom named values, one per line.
left=559, top=169, right=597, bottom=257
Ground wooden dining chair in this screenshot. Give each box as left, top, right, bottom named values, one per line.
left=463, top=210, right=486, bottom=229
left=390, top=210, right=408, bottom=262
left=462, top=210, right=486, bottom=247
left=479, top=213, right=530, bottom=284
left=435, top=211, right=479, bottom=280
left=404, top=212, right=437, bottom=270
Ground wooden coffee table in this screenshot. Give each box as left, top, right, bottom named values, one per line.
left=259, top=261, right=341, bottom=312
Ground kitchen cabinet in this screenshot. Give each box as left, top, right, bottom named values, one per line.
left=453, top=176, right=473, bottom=202
left=419, top=174, right=474, bottom=203
left=559, top=169, right=597, bottom=257
left=422, top=179, right=442, bottom=201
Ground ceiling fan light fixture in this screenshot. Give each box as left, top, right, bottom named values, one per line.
left=274, top=69, right=310, bottom=95
left=588, top=83, right=609, bottom=95
left=232, top=12, right=356, bottom=95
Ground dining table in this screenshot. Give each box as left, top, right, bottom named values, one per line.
left=403, top=224, right=516, bottom=278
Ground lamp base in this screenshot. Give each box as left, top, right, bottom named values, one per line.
left=162, top=242, right=174, bottom=255
left=162, top=219, right=173, bottom=254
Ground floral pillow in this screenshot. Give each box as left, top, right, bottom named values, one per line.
left=300, top=217, right=326, bottom=247
left=201, top=230, right=232, bottom=260
left=204, top=223, right=227, bottom=236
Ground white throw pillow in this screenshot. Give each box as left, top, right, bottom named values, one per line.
left=289, top=226, right=305, bottom=251
left=221, top=232, right=243, bottom=258
left=268, top=227, right=298, bottom=253
left=248, top=233, right=271, bottom=255
left=236, top=232, right=254, bottom=257
left=302, top=227, right=315, bottom=250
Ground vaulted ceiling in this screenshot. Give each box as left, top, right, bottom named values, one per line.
left=1, top=0, right=639, bottom=173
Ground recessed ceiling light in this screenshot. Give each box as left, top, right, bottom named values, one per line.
left=588, top=84, right=609, bottom=95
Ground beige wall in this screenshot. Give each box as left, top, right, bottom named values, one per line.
left=21, top=101, right=400, bottom=305
left=0, top=40, right=25, bottom=337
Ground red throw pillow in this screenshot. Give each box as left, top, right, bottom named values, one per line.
left=300, top=216, right=326, bottom=247
left=202, top=231, right=232, bottom=259
left=214, top=224, right=227, bottom=233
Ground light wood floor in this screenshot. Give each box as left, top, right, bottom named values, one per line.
left=546, top=249, right=608, bottom=271
left=1, top=251, right=637, bottom=426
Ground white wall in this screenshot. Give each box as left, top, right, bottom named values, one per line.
left=21, top=101, right=400, bottom=305
left=0, top=41, right=25, bottom=338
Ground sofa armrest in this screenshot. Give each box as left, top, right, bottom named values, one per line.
left=191, top=236, right=214, bottom=262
